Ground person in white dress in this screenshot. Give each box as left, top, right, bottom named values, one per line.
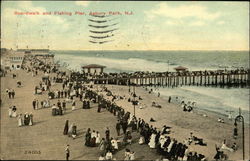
left=148, top=133, right=156, bottom=148
left=159, top=135, right=167, bottom=148
left=98, top=154, right=105, bottom=160
left=12, top=106, right=17, bottom=118
left=18, top=114, right=23, bottom=127
left=130, top=151, right=135, bottom=160
left=72, top=100, right=76, bottom=111
left=91, top=130, right=97, bottom=138
left=105, top=150, right=112, bottom=160
left=124, top=149, right=130, bottom=160
left=139, top=135, right=145, bottom=145
left=220, top=139, right=234, bottom=152
left=29, top=113, right=33, bottom=126
left=68, top=124, right=73, bottom=137
left=8, top=107, right=12, bottom=117
left=95, top=131, right=101, bottom=144
left=111, top=138, right=118, bottom=151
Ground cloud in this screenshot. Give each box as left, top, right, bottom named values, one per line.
left=189, top=21, right=205, bottom=26
left=217, top=21, right=225, bottom=25
left=75, top=1, right=90, bottom=7
left=165, top=20, right=183, bottom=26
left=146, top=3, right=221, bottom=20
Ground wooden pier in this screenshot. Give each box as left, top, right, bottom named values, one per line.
left=87, top=69, right=250, bottom=88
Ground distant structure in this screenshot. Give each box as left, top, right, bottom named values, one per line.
left=1, top=50, right=25, bottom=70
left=17, top=49, right=50, bottom=56
left=82, top=64, right=106, bottom=75
left=17, top=49, right=54, bottom=64
left=1, top=49, right=54, bottom=70
left=174, top=66, right=188, bottom=72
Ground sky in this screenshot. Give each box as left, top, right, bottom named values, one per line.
left=1, top=1, right=249, bottom=51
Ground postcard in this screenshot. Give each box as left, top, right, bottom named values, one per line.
left=0, top=1, right=249, bottom=160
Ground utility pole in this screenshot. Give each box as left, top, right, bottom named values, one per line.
left=234, top=108, right=245, bottom=160
left=133, top=85, right=135, bottom=116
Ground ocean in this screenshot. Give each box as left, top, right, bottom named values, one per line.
left=52, top=50, right=249, bottom=123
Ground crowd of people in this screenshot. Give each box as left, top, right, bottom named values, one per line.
left=3, top=54, right=240, bottom=161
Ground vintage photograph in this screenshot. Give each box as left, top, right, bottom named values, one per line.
left=0, top=1, right=249, bottom=160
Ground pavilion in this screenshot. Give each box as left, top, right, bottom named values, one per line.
left=82, top=64, right=106, bottom=75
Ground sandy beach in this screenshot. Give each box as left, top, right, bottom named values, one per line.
left=0, top=58, right=249, bottom=160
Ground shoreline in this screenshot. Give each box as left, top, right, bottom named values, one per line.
left=149, top=88, right=250, bottom=125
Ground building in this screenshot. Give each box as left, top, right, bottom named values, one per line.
left=17, top=49, right=54, bottom=64
left=174, top=66, right=188, bottom=72
left=2, top=51, right=25, bottom=70
left=82, top=64, right=106, bottom=75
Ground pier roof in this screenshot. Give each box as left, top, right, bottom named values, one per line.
left=82, top=64, right=106, bottom=68
left=174, top=66, right=188, bottom=70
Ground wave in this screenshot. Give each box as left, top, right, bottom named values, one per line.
left=179, top=86, right=249, bottom=111
left=55, top=54, right=177, bottom=72
left=54, top=53, right=225, bottom=73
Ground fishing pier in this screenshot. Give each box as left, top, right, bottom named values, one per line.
left=87, top=69, right=249, bottom=88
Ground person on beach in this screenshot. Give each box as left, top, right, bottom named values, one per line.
left=85, top=128, right=91, bottom=146
left=8, top=89, right=12, bottom=99
left=130, top=151, right=135, bottom=160
left=62, top=100, right=66, bottom=111
left=57, top=100, right=61, bottom=108
left=105, top=127, right=110, bottom=141
left=71, top=123, right=77, bottom=139
left=124, top=149, right=130, bottom=160
left=98, top=154, right=105, bottom=160
left=220, top=139, right=234, bottom=152
left=63, top=120, right=69, bottom=135
left=214, top=145, right=223, bottom=160
left=65, top=144, right=70, bottom=161
left=36, top=100, right=39, bottom=109
left=8, top=106, right=13, bottom=117
left=18, top=114, right=23, bottom=127
left=148, top=132, right=156, bottom=148
left=24, top=112, right=30, bottom=126
left=111, top=138, right=118, bottom=152
left=115, top=120, right=121, bottom=136
left=29, top=113, right=33, bottom=126
left=11, top=89, right=15, bottom=99
left=32, top=99, right=36, bottom=110
left=68, top=123, right=73, bottom=137
left=71, top=100, right=76, bottom=111
left=12, top=106, right=17, bottom=117
left=99, top=138, right=106, bottom=152
left=168, top=96, right=171, bottom=103
left=96, top=131, right=101, bottom=145
left=105, top=150, right=113, bottom=160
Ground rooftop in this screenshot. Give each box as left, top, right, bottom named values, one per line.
left=82, top=64, right=106, bottom=68
left=174, top=66, right=188, bottom=70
